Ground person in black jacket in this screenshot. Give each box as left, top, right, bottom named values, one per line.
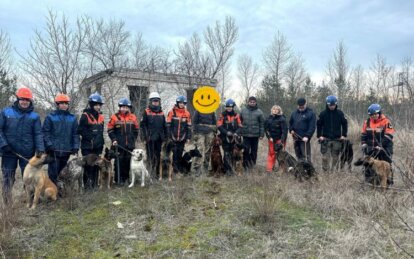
left=289, top=98, right=316, bottom=162
left=316, top=95, right=348, bottom=172
left=140, top=92, right=167, bottom=178
left=78, top=92, right=105, bottom=189
left=264, top=105, right=288, bottom=173
left=43, top=94, right=80, bottom=185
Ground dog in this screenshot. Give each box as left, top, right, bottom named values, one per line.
left=210, top=135, right=224, bottom=177
left=232, top=135, right=244, bottom=176
left=159, top=139, right=174, bottom=181
left=277, top=149, right=298, bottom=174
left=340, top=139, right=353, bottom=170
left=23, top=154, right=58, bottom=209
left=288, top=160, right=318, bottom=182
left=95, top=147, right=115, bottom=190
left=181, top=145, right=202, bottom=173
left=354, top=156, right=392, bottom=190
left=58, top=157, right=84, bottom=196
left=129, top=149, right=151, bottom=187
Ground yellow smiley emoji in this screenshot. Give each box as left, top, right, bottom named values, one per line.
left=192, top=86, right=220, bottom=114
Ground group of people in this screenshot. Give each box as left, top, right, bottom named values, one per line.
left=0, top=86, right=396, bottom=205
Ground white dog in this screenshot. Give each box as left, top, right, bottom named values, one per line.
left=129, top=149, right=151, bottom=187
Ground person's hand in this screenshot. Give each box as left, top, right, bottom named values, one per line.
left=2, top=145, right=12, bottom=153
left=290, top=130, right=295, bottom=135
left=374, top=146, right=382, bottom=150
left=233, top=133, right=238, bottom=137
left=361, top=143, right=367, bottom=149
left=186, top=139, right=191, bottom=144
left=302, top=137, right=309, bottom=142
left=340, top=136, right=346, bottom=140
left=269, top=138, right=273, bottom=142
left=226, top=131, right=233, bottom=137
left=319, top=136, right=325, bottom=141
left=260, top=137, right=263, bottom=140
left=112, top=140, right=118, bottom=146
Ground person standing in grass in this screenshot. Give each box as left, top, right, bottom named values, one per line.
left=316, top=95, right=348, bottom=173
left=264, top=105, right=288, bottom=173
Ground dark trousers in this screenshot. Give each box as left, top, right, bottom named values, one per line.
left=146, top=139, right=162, bottom=176
left=114, top=149, right=131, bottom=184
left=294, top=140, right=312, bottom=162
left=82, top=148, right=102, bottom=189
left=47, top=154, right=70, bottom=185
left=243, top=137, right=259, bottom=169
left=172, top=141, right=185, bottom=173
left=1, top=152, right=30, bottom=205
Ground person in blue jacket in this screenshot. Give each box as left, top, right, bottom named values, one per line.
left=42, top=94, right=80, bottom=185
left=289, top=98, right=316, bottom=162
left=0, top=87, right=45, bottom=205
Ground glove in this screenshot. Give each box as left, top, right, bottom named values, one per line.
left=302, top=137, right=309, bottom=142
left=71, top=149, right=79, bottom=155
left=2, top=145, right=13, bottom=153
left=226, top=131, right=233, bottom=137
left=35, top=151, right=44, bottom=158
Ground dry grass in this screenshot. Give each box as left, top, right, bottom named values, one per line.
left=0, top=122, right=413, bottom=258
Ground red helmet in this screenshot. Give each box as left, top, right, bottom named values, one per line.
left=55, top=94, right=70, bottom=103
left=16, top=87, right=33, bottom=100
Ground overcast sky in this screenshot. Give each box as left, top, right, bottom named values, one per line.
left=1, top=0, right=413, bottom=83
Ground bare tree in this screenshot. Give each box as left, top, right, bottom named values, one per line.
left=130, top=33, right=173, bottom=73
left=0, top=30, right=12, bottom=74
left=263, top=30, right=292, bottom=83
left=204, top=16, right=238, bottom=79
left=326, top=41, right=350, bottom=101
left=216, top=62, right=232, bottom=104
left=285, top=53, right=307, bottom=100
left=237, top=54, right=260, bottom=101
left=0, top=30, right=16, bottom=107
left=368, top=53, right=392, bottom=97
left=82, top=16, right=130, bottom=74
left=18, top=10, right=87, bottom=107
left=399, top=57, right=413, bottom=101
left=349, top=65, right=365, bottom=101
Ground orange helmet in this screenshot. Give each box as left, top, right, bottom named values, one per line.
left=16, top=87, right=33, bottom=100
left=55, top=94, right=70, bottom=103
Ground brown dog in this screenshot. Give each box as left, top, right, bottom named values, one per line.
left=159, top=139, right=174, bottom=181
left=365, top=156, right=392, bottom=190
left=23, top=154, right=58, bottom=209
left=210, top=135, right=224, bottom=177
left=232, top=135, right=244, bottom=176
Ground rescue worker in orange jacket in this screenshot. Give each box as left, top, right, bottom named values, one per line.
left=107, top=97, right=139, bottom=185
left=140, top=92, right=167, bottom=178
left=78, top=92, right=105, bottom=189
left=361, top=103, right=395, bottom=184
left=217, top=99, right=242, bottom=175
left=166, top=95, right=192, bottom=174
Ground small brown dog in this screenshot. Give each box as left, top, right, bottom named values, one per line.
left=23, top=154, right=58, bottom=209
left=159, top=140, right=174, bottom=181
left=232, top=135, right=244, bottom=176
left=210, top=135, right=224, bottom=177
left=364, top=156, right=392, bottom=190
left=96, top=150, right=115, bottom=190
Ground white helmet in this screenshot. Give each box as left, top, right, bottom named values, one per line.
left=149, top=92, right=161, bottom=100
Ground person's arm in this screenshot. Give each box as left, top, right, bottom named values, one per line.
left=34, top=115, right=45, bottom=152
left=305, top=111, right=316, bottom=138
left=42, top=115, right=53, bottom=149
left=259, top=112, right=265, bottom=138
left=341, top=111, right=348, bottom=138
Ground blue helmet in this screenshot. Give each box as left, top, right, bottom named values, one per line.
left=225, top=98, right=236, bottom=107
left=326, top=95, right=338, bottom=106
left=176, top=95, right=187, bottom=105
left=368, top=103, right=381, bottom=115
left=118, top=97, right=132, bottom=107
left=88, top=92, right=104, bottom=104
